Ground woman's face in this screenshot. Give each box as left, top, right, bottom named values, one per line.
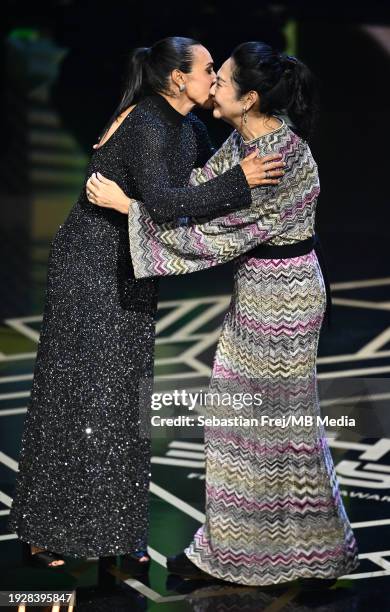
left=180, top=45, right=216, bottom=108
left=210, top=57, right=247, bottom=125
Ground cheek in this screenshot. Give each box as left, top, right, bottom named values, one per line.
left=225, top=96, right=241, bottom=116
left=191, top=73, right=210, bottom=90
left=202, top=75, right=213, bottom=90
left=214, top=93, right=241, bottom=119
left=215, top=90, right=227, bottom=108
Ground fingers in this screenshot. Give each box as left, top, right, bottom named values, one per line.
left=243, top=151, right=258, bottom=161
left=86, top=172, right=111, bottom=206
left=263, top=179, right=280, bottom=185
left=86, top=178, right=99, bottom=202
left=246, top=152, right=285, bottom=167
left=86, top=179, right=98, bottom=197
left=258, top=168, right=285, bottom=185
left=87, top=191, right=105, bottom=206
left=263, top=159, right=286, bottom=171
left=86, top=188, right=97, bottom=201
left=88, top=174, right=101, bottom=188
left=261, top=152, right=283, bottom=163
left=265, top=168, right=285, bottom=177
left=89, top=172, right=110, bottom=186
left=262, top=173, right=282, bottom=184
left=96, top=172, right=111, bottom=184
left=258, top=167, right=285, bottom=185
left=86, top=190, right=97, bottom=203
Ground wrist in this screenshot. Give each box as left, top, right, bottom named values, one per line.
left=119, top=196, right=131, bottom=215
left=237, top=162, right=250, bottom=187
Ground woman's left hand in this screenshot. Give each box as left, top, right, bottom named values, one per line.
left=86, top=172, right=133, bottom=214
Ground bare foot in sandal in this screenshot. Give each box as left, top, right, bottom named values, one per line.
left=31, top=545, right=65, bottom=567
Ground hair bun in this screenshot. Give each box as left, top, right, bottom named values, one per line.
left=135, top=46, right=151, bottom=61
left=278, top=52, right=297, bottom=69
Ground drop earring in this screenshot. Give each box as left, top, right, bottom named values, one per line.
left=179, top=84, right=185, bottom=92
left=241, top=107, right=248, bottom=131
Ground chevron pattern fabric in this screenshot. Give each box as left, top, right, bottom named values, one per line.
left=127, top=121, right=360, bottom=585
left=128, top=120, right=320, bottom=278
left=183, top=251, right=360, bottom=585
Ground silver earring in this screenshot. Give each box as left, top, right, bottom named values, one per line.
left=179, top=84, right=185, bottom=92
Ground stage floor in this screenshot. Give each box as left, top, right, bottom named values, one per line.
left=1, top=277, right=390, bottom=610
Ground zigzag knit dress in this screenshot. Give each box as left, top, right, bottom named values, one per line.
left=127, top=119, right=360, bottom=586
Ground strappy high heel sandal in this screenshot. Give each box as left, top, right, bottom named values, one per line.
left=120, top=550, right=151, bottom=576
left=22, top=541, right=66, bottom=569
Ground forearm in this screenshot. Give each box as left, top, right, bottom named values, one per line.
left=116, top=195, right=132, bottom=214
left=140, top=164, right=252, bottom=223
left=127, top=192, right=283, bottom=280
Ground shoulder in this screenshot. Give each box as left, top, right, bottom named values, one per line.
left=215, top=129, right=240, bottom=154
left=285, top=125, right=313, bottom=156
left=128, top=98, right=169, bottom=138
left=283, top=126, right=318, bottom=175
left=229, top=129, right=242, bottom=147
left=284, top=123, right=304, bottom=147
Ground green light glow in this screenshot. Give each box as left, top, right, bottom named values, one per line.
left=8, top=28, right=39, bottom=41
left=283, top=19, right=297, bottom=56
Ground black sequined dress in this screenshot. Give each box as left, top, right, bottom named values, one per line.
left=7, top=94, right=251, bottom=557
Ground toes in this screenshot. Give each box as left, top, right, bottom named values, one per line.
left=49, top=559, right=65, bottom=566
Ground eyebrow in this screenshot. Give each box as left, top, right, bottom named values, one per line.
left=206, top=61, right=214, bottom=68
left=216, top=74, right=226, bottom=82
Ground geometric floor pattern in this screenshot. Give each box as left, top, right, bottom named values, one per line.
left=1, top=277, right=390, bottom=608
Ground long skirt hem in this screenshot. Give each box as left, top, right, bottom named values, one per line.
left=184, top=547, right=360, bottom=587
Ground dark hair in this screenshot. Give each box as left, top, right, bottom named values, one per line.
left=230, top=41, right=318, bottom=141
left=114, top=36, right=200, bottom=118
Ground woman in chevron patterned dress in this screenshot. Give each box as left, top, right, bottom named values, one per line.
left=89, top=42, right=360, bottom=587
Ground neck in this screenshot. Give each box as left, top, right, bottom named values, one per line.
left=159, top=92, right=195, bottom=116
left=234, top=112, right=282, bottom=141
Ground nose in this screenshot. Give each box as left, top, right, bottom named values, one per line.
left=210, top=81, right=216, bottom=96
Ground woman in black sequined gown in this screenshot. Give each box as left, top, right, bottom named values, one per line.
left=7, top=37, right=284, bottom=565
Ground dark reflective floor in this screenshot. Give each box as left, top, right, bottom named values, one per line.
left=1, top=18, right=390, bottom=611
left=2, top=266, right=390, bottom=609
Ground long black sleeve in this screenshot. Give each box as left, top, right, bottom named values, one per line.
left=129, top=116, right=252, bottom=224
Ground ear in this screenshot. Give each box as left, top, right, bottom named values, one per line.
left=171, top=68, right=185, bottom=88
left=246, top=90, right=259, bottom=111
